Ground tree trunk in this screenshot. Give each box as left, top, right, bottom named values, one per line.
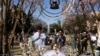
left=2, top=0, right=7, bottom=56
left=0, top=23, right=3, bottom=54
left=0, top=0, right=3, bottom=54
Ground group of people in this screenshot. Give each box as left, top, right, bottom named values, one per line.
left=75, top=31, right=100, bottom=55
left=75, top=32, right=89, bottom=55
left=31, top=26, right=66, bottom=50
left=31, top=26, right=97, bottom=55
left=19, top=25, right=100, bottom=56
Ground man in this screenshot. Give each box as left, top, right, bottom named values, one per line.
left=81, top=32, right=88, bottom=53
left=45, top=35, right=52, bottom=45
left=32, top=26, right=46, bottom=51
left=55, top=29, right=65, bottom=48
left=75, top=34, right=82, bottom=55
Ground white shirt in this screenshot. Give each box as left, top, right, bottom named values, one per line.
left=91, top=35, right=96, bottom=41
left=32, top=32, right=46, bottom=47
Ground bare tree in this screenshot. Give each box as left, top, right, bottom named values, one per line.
left=0, top=0, right=44, bottom=55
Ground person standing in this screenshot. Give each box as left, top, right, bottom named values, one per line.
left=55, top=29, right=65, bottom=48
left=81, top=32, right=88, bottom=54
left=32, top=26, right=46, bottom=51
left=75, top=34, right=82, bottom=55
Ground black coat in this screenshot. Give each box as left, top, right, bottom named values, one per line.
left=55, top=35, right=65, bottom=47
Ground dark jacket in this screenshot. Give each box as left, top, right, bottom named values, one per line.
left=55, top=35, right=65, bottom=47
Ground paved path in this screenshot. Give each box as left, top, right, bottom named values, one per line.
left=60, top=45, right=95, bottom=56
left=11, top=43, right=96, bottom=56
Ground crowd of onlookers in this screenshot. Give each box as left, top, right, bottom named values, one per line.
left=10, top=25, right=100, bottom=56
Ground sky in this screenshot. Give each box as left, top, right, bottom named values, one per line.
left=13, top=0, right=99, bottom=24
left=13, top=0, right=66, bottom=24
left=32, top=0, right=65, bottom=24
